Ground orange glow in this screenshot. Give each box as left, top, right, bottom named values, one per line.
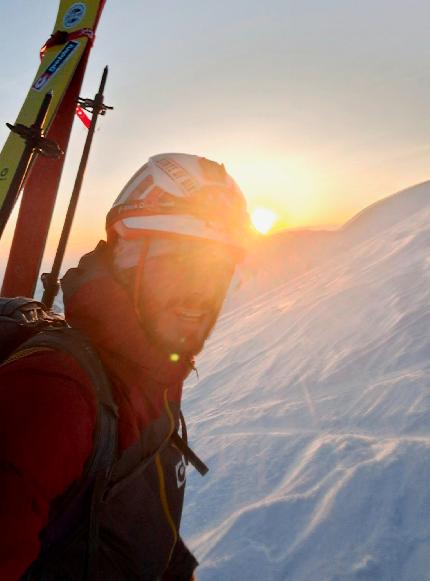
left=227, top=153, right=356, bottom=232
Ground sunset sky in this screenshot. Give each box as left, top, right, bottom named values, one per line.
left=1, top=0, right=430, bottom=273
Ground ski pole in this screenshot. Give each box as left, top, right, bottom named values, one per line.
left=41, top=66, right=113, bottom=309
left=0, top=92, right=63, bottom=238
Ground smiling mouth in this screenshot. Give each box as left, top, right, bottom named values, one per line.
left=176, top=309, right=206, bottom=322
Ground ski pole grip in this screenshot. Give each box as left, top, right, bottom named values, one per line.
left=41, top=272, right=60, bottom=309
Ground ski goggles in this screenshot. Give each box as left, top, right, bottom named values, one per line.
left=112, top=235, right=239, bottom=273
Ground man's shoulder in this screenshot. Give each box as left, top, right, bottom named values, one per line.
left=0, top=345, right=97, bottom=414
left=0, top=345, right=99, bottom=506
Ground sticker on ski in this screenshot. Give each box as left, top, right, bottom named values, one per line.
left=63, top=3, right=87, bottom=28
left=32, top=41, right=80, bottom=92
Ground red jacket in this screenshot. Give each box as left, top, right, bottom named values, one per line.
left=0, top=242, right=195, bottom=580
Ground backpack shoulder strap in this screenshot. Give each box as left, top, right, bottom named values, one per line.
left=19, top=327, right=118, bottom=553
left=23, top=326, right=118, bottom=417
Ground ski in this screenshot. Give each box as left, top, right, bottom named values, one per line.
left=0, top=93, right=63, bottom=237
left=1, top=0, right=106, bottom=297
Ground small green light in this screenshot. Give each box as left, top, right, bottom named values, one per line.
left=170, top=353, right=180, bottom=363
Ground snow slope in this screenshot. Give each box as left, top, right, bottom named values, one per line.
left=224, top=228, right=337, bottom=312
left=340, top=180, right=430, bottom=244
left=225, top=181, right=430, bottom=313
left=182, top=191, right=430, bottom=580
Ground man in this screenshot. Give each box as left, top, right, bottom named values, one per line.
left=0, top=153, right=249, bottom=580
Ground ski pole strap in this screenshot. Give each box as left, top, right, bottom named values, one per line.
left=40, top=28, right=95, bottom=60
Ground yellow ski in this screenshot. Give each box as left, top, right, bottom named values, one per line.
left=0, top=0, right=104, bottom=212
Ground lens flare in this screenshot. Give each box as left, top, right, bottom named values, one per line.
left=251, top=207, right=277, bottom=234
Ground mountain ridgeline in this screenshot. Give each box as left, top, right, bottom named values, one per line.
left=225, top=181, right=430, bottom=312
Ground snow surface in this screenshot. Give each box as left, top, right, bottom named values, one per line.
left=181, top=184, right=430, bottom=580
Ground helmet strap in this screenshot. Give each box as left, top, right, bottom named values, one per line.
left=133, top=238, right=150, bottom=321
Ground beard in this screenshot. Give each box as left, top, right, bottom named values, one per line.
left=111, top=256, right=232, bottom=359
left=138, top=295, right=223, bottom=358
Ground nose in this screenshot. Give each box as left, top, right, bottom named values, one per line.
left=179, top=267, right=229, bottom=306
left=181, top=271, right=218, bottom=301
left=176, top=252, right=234, bottom=301
left=181, top=291, right=213, bottom=310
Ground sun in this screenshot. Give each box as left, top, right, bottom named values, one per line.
left=251, top=207, right=277, bottom=234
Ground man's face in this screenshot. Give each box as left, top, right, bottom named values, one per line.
left=137, top=237, right=237, bottom=357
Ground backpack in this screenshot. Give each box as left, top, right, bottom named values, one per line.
left=0, top=297, right=207, bottom=579
left=0, top=297, right=118, bottom=573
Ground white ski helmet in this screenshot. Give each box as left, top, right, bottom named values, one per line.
left=106, top=153, right=250, bottom=262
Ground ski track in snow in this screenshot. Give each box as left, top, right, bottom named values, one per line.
left=182, top=190, right=430, bottom=580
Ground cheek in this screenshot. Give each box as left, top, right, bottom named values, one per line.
left=212, top=270, right=234, bottom=301
left=138, top=262, right=187, bottom=316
